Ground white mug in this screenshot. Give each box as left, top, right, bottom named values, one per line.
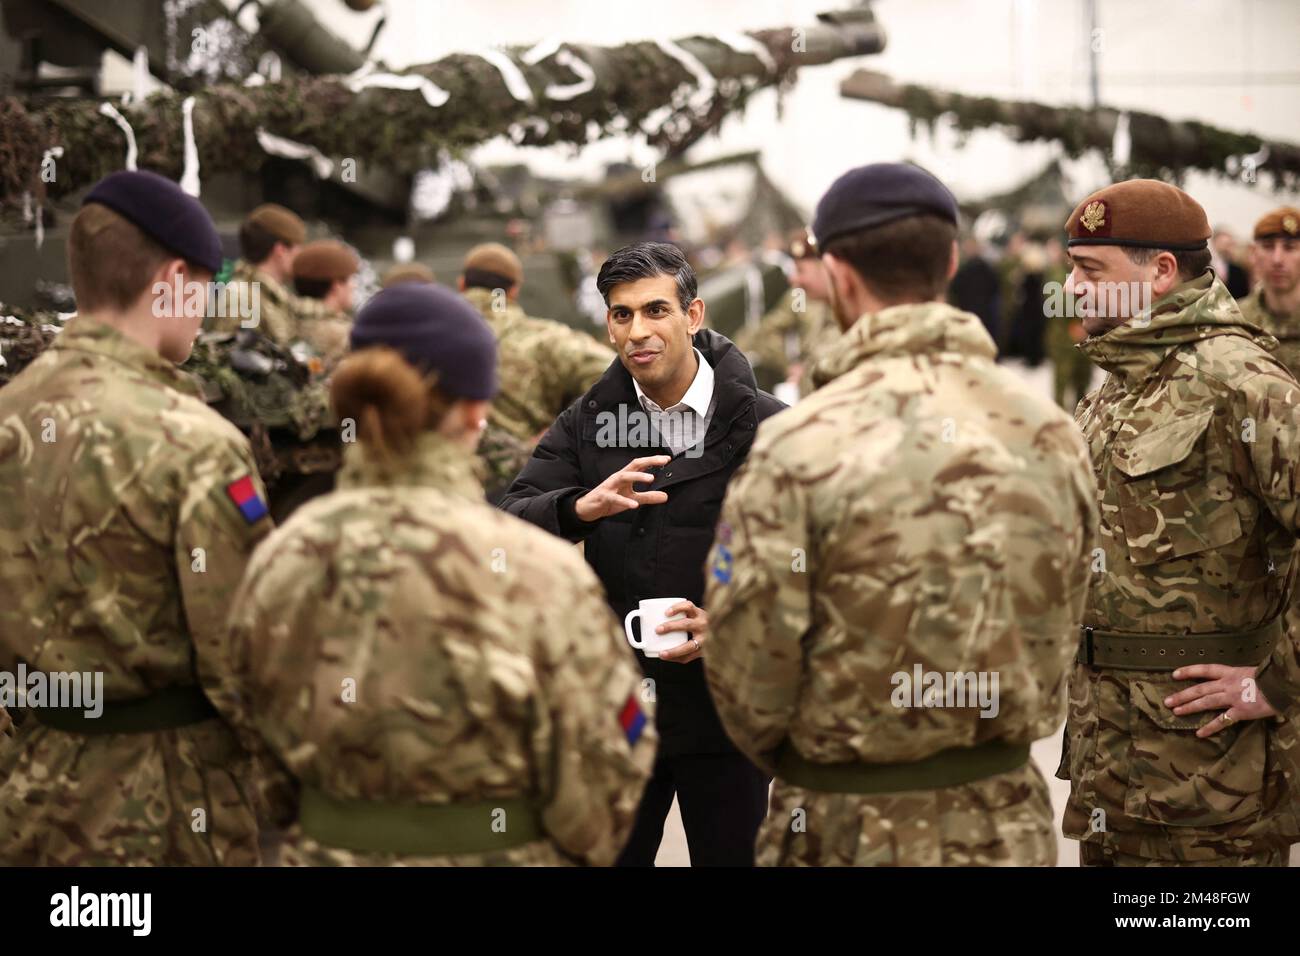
left=624, top=597, right=689, bottom=659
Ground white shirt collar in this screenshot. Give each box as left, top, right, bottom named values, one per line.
left=633, top=348, right=714, bottom=416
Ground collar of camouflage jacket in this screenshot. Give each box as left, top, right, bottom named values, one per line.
left=52, top=315, right=206, bottom=399
left=1242, top=285, right=1300, bottom=339
left=810, top=301, right=996, bottom=388
left=337, top=430, right=483, bottom=499
left=234, top=259, right=289, bottom=304
left=462, top=286, right=524, bottom=327
left=1079, top=272, right=1275, bottom=383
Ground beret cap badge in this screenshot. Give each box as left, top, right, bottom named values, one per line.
left=1284, top=215, right=1298, bottom=235
left=1080, top=201, right=1107, bottom=233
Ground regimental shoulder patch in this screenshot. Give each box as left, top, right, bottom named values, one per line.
left=711, top=543, right=733, bottom=584
left=225, top=474, right=269, bottom=524
left=619, top=693, right=646, bottom=746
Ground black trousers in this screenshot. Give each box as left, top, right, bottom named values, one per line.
left=616, top=751, right=769, bottom=867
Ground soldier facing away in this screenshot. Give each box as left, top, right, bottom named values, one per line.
left=225, top=282, right=655, bottom=866
left=703, top=163, right=1099, bottom=866
left=458, top=242, right=614, bottom=446
left=1061, top=180, right=1300, bottom=866
left=1236, top=207, right=1300, bottom=380
left=0, top=171, right=278, bottom=865
left=207, top=203, right=336, bottom=343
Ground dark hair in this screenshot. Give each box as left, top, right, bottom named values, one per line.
left=596, top=241, right=697, bottom=313
left=1122, top=246, right=1213, bottom=281
left=239, top=219, right=285, bottom=265
left=462, top=267, right=517, bottom=292
left=294, top=276, right=334, bottom=300
left=823, top=214, right=957, bottom=304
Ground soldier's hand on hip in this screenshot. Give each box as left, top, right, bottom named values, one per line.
left=574, top=455, right=671, bottom=522
left=1165, top=664, right=1278, bottom=737
left=655, top=601, right=709, bottom=664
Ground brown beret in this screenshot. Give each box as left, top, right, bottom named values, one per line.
left=1254, top=207, right=1300, bottom=241
left=246, top=203, right=306, bottom=246
left=462, top=242, right=523, bottom=286
left=1064, top=179, right=1210, bottom=251
left=293, top=240, right=359, bottom=282
left=381, top=262, right=436, bottom=288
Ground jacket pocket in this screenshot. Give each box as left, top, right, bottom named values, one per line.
left=1123, top=679, right=1265, bottom=827
left=1111, top=409, right=1242, bottom=565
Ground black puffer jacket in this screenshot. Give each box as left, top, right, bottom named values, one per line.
left=500, top=329, right=785, bottom=757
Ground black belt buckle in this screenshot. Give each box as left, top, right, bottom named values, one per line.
left=1082, top=626, right=1095, bottom=666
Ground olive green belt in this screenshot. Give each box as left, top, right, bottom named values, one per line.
left=32, top=685, right=220, bottom=734
left=298, top=788, right=544, bottom=856
left=1076, top=617, right=1282, bottom=671
left=774, top=739, right=1030, bottom=794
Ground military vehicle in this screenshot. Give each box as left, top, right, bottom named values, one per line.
left=1, top=0, right=888, bottom=514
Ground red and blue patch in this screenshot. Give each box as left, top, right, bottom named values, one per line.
left=619, top=694, right=646, bottom=746
left=225, top=474, right=268, bottom=524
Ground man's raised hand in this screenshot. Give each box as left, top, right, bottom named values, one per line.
left=574, top=455, right=671, bottom=522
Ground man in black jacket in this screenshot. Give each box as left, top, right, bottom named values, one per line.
left=500, top=242, right=785, bottom=865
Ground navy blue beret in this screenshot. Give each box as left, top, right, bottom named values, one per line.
left=812, top=163, right=959, bottom=249
left=83, top=171, right=223, bottom=274
left=351, top=283, right=499, bottom=401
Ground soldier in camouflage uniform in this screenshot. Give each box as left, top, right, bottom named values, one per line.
left=208, top=204, right=335, bottom=343
left=1237, top=207, right=1300, bottom=380
left=226, top=283, right=654, bottom=865
left=0, top=172, right=277, bottom=865
left=1043, top=237, right=1094, bottom=409
left=735, top=230, right=839, bottom=398
left=458, top=243, right=613, bottom=445
left=1060, top=180, right=1300, bottom=866
left=291, top=240, right=357, bottom=371
left=704, top=164, right=1099, bottom=866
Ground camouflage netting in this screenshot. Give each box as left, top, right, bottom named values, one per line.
left=0, top=311, right=338, bottom=489
left=841, top=70, right=1300, bottom=190
left=1, top=32, right=807, bottom=211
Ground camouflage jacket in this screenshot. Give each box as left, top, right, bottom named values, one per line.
left=705, top=302, right=1097, bottom=865
left=208, top=260, right=334, bottom=345
left=296, top=304, right=352, bottom=372
left=1238, top=286, right=1300, bottom=382
left=463, top=287, right=613, bottom=442
left=1064, top=273, right=1300, bottom=861
left=225, top=431, right=655, bottom=866
left=735, top=288, right=840, bottom=397
left=0, top=316, right=275, bottom=865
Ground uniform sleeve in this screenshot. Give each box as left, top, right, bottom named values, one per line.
left=174, top=435, right=295, bottom=822
left=541, top=327, right=614, bottom=417
left=1237, top=380, right=1300, bottom=713
left=536, top=559, right=655, bottom=865
left=702, top=444, right=812, bottom=773
left=498, top=401, right=595, bottom=542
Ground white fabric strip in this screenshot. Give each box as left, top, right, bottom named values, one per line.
left=180, top=96, right=200, bottom=196
left=345, top=70, right=450, bottom=108
left=256, top=128, right=335, bottom=179
left=714, top=31, right=777, bottom=74
left=653, top=37, right=716, bottom=111
left=480, top=47, right=534, bottom=103
left=98, top=102, right=139, bottom=171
